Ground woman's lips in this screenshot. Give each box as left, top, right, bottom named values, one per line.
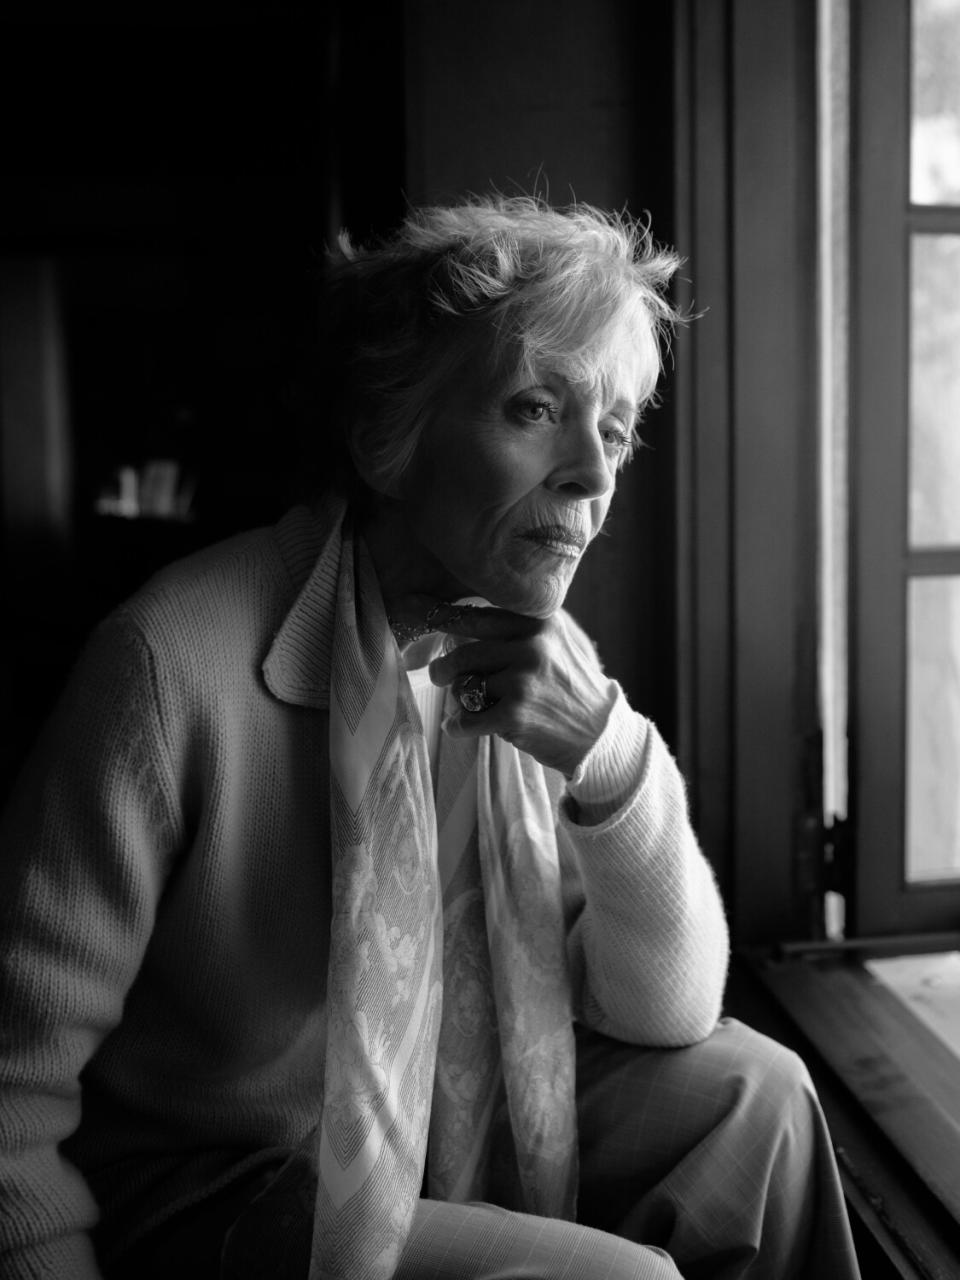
left=518, top=524, right=587, bottom=558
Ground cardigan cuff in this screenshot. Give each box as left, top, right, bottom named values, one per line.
left=566, top=683, right=649, bottom=823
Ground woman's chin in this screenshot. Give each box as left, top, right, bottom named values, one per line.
left=483, top=571, right=571, bottom=618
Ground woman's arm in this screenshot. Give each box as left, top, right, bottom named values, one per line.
left=426, top=603, right=728, bottom=1044
left=0, top=615, right=181, bottom=1279
left=555, top=688, right=729, bottom=1046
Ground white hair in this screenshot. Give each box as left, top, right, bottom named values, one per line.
left=321, top=194, right=681, bottom=495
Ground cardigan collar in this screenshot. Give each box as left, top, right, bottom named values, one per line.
left=262, top=494, right=451, bottom=709
left=261, top=498, right=346, bottom=710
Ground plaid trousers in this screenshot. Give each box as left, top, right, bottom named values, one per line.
left=394, top=1018, right=862, bottom=1280
left=108, top=1019, right=862, bottom=1280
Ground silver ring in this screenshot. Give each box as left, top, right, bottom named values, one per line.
left=457, top=673, right=494, bottom=713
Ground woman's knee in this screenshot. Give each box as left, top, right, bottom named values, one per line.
left=707, top=1018, right=817, bottom=1126
left=576, top=1015, right=819, bottom=1183
left=578, top=1016, right=813, bottom=1113
left=575, top=1018, right=830, bottom=1259
left=399, top=1199, right=683, bottom=1280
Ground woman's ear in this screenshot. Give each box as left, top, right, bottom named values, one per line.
left=347, top=424, right=405, bottom=500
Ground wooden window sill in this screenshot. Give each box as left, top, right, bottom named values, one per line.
left=726, top=945, right=960, bottom=1279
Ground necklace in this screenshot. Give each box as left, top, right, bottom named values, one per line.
left=387, top=601, right=468, bottom=649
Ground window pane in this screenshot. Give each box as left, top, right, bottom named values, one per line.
left=909, top=235, right=960, bottom=546
left=907, top=576, right=960, bottom=882
left=912, top=0, right=960, bottom=204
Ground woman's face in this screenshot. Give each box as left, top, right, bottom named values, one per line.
left=398, top=332, right=647, bottom=617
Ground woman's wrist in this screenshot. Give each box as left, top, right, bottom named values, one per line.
left=566, top=683, right=649, bottom=820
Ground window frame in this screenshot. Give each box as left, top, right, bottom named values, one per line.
left=674, top=0, right=821, bottom=945
left=850, top=0, right=960, bottom=935
left=676, top=0, right=960, bottom=944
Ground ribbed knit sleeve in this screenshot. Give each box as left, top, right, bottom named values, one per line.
left=0, top=614, right=182, bottom=1279
left=556, top=697, right=729, bottom=1048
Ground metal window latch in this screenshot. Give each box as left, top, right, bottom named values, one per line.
left=821, top=814, right=850, bottom=894
left=797, top=730, right=852, bottom=896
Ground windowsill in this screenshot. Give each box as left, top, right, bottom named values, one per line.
left=860, top=951, right=960, bottom=1062
left=726, top=944, right=960, bottom=1279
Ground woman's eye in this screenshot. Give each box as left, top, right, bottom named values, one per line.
left=514, top=398, right=557, bottom=424
left=601, top=422, right=633, bottom=452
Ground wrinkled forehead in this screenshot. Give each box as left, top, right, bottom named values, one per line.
left=507, top=313, right=660, bottom=408
left=435, top=290, right=664, bottom=419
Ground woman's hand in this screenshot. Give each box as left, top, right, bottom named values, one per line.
left=429, top=606, right=616, bottom=778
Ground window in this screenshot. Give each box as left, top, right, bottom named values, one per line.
left=676, top=3, right=960, bottom=1261
left=676, top=0, right=960, bottom=943
left=851, top=0, right=960, bottom=933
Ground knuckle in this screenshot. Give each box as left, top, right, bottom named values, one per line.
left=499, top=700, right=527, bottom=736
left=513, top=639, right=545, bottom=672
left=515, top=670, right=538, bottom=700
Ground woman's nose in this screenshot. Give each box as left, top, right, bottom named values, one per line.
left=547, top=418, right=615, bottom=500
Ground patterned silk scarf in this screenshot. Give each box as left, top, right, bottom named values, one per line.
left=225, top=505, right=577, bottom=1280
left=427, top=728, right=579, bottom=1217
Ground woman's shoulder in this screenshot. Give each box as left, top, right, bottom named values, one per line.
left=108, top=505, right=327, bottom=667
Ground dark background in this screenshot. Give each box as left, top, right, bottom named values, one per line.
left=2, top=3, right=406, bottom=557
left=0, top=1, right=677, bottom=796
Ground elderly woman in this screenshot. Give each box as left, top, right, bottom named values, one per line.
left=0, top=197, right=860, bottom=1280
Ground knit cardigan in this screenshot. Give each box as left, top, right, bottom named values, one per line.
left=0, top=503, right=729, bottom=1279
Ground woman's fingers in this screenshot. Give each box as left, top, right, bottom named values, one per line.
left=430, top=609, right=547, bottom=686
left=429, top=638, right=533, bottom=688
left=434, top=609, right=614, bottom=776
